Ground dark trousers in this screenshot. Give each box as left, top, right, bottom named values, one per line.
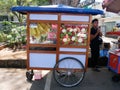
left=91, top=46, right=100, bottom=68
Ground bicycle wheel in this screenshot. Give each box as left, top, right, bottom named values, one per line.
left=53, top=57, right=85, bottom=87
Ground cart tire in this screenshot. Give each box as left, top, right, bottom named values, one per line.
left=112, top=75, right=120, bottom=82
left=53, top=57, right=85, bottom=87
left=26, top=71, right=34, bottom=81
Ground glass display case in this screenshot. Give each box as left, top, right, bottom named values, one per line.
left=30, top=23, right=57, bottom=44
left=60, top=24, right=88, bottom=46
left=26, top=13, right=91, bottom=69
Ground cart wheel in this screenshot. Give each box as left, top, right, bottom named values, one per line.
left=112, top=75, right=120, bottom=82
left=26, top=70, right=34, bottom=81
left=53, top=57, right=85, bottom=87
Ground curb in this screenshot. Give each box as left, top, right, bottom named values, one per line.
left=0, top=59, right=26, bottom=68
left=0, top=57, right=108, bottom=68
left=0, top=44, right=6, bottom=50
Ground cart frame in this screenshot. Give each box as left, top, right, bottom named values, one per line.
left=26, top=12, right=91, bottom=71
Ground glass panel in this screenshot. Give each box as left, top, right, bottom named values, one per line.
left=61, top=15, right=89, bottom=22
left=60, top=24, right=88, bottom=46
left=30, top=23, right=57, bottom=44
left=30, top=14, right=58, bottom=20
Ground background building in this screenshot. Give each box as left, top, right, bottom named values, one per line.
left=91, top=1, right=120, bottom=35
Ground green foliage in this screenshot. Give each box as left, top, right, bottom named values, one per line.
left=1, top=21, right=14, bottom=34
left=0, top=21, right=26, bottom=49
left=0, top=0, right=51, bottom=24
left=7, top=26, right=26, bottom=46
left=0, top=0, right=16, bottom=14
left=0, top=32, right=7, bottom=42
left=33, top=0, right=50, bottom=6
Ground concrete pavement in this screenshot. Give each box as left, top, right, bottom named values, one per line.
left=0, top=68, right=120, bottom=90
left=0, top=68, right=31, bottom=90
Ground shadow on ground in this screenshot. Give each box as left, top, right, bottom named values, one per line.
left=28, top=68, right=120, bottom=90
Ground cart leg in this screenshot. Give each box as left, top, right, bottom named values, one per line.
left=26, top=70, right=34, bottom=81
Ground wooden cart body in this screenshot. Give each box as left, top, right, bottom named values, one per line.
left=11, top=5, right=103, bottom=70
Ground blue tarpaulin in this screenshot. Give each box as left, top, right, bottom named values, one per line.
left=11, top=4, right=103, bottom=15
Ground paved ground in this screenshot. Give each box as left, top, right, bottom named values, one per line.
left=0, top=36, right=119, bottom=90
left=0, top=68, right=120, bottom=90
left=0, top=68, right=31, bottom=90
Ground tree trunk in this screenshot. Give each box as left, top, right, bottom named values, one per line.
left=50, top=0, right=81, bottom=7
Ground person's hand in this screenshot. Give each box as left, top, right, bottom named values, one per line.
left=99, top=31, right=102, bottom=37
left=97, top=29, right=100, bottom=34
left=97, top=27, right=102, bottom=36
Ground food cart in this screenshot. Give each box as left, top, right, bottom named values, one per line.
left=11, top=5, right=103, bottom=87
left=107, top=36, right=120, bottom=82
left=102, top=0, right=120, bottom=82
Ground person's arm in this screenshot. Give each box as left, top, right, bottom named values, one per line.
left=99, top=31, right=102, bottom=37
left=98, top=26, right=102, bottom=37
left=90, top=29, right=100, bottom=41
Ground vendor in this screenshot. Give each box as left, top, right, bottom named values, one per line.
left=90, top=18, right=102, bottom=72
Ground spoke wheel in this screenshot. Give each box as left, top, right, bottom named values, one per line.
left=53, top=57, right=85, bottom=87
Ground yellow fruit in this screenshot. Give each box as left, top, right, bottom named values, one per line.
left=30, top=28, right=36, bottom=36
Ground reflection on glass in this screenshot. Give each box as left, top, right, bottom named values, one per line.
left=60, top=24, right=88, bottom=46
left=30, top=23, right=57, bottom=44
